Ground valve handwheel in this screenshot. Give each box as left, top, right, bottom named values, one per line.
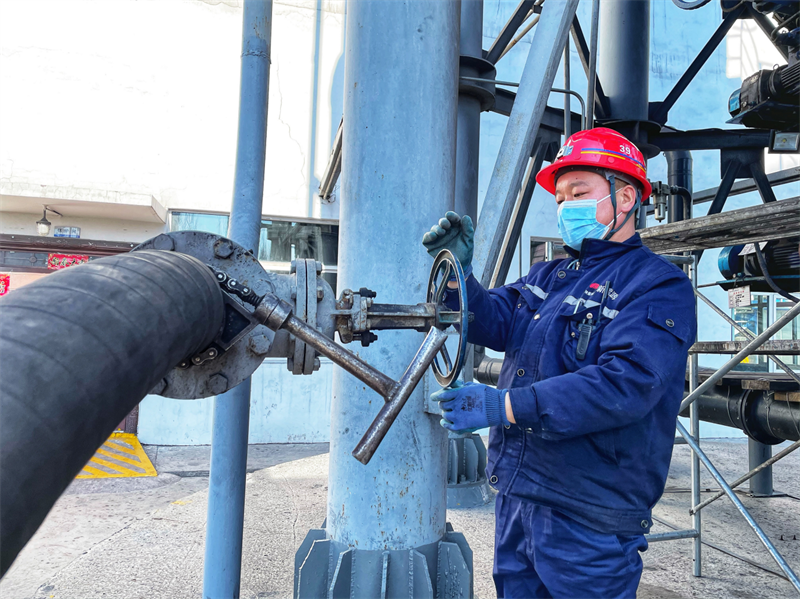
left=427, top=249, right=469, bottom=388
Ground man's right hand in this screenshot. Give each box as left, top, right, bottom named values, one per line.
left=422, top=211, right=474, bottom=270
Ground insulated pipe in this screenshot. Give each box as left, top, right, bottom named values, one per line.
left=0, top=251, right=225, bottom=576
left=679, top=386, right=800, bottom=443
left=328, top=0, right=459, bottom=551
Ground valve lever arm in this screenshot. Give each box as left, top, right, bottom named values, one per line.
left=254, top=293, right=448, bottom=464
left=255, top=294, right=396, bottom=397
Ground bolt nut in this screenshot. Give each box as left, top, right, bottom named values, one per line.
left=208, top=348, right=218, bottom=358
left=213, top=239, right=235, bottom=259
left=152, top=234, right=175, bottom=251
left=313, top=357, right=321, bottom=371
left=247, top=334, right=272, bottom=356
left=207, top=373, right=229, bottom=395
left=317, top=286, right=324, bottom=301
left=290, top=261, right=297, bottom=274
left=315, top=261, right=323, bottom=274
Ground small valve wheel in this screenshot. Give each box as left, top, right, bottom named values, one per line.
left=426, top=249, right=469, bottom=388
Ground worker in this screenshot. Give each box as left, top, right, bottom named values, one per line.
left=423, top=127, right=696, bottom=599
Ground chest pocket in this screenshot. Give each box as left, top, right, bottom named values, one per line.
left=559, top=301, right=613, bottom=371
left=505, top=283, right=546, bottom=359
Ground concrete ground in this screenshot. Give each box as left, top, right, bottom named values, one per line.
left=1, top=440, right=798, bottom=599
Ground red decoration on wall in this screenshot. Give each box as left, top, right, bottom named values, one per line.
left=0, top=274, right=9, bottom=296
left=47, top=254, right=90, bottom=270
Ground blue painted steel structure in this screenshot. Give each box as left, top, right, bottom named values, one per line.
left=327, top=0, right=460, bottom=551
left=203, top=1, right=273, bottom=597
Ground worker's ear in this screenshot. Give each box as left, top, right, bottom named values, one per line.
left=618, top=184, right=638, bottom=213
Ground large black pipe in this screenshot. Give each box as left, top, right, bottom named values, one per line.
left=0, top=250, right=225, bottom=576
left=474, top=357, right=800, bottom=443
left=679, top=385, right=800, bottom=444
left=666, top=150, right=693, bottom=222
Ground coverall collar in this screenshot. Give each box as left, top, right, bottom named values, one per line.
left=564, top=232, right=643, bottom=266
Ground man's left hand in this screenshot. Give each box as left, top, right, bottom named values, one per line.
left=432, top=381, right=509, bottom=433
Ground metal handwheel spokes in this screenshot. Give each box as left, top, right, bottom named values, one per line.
left=427, top=249, right=469, bottom=388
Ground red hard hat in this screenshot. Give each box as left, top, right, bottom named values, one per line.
left=536, top=127, right=652, bottom=200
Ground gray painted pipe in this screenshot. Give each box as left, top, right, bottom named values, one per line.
left=0, top=251, right=225, bottom=575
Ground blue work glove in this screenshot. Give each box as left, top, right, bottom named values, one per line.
left=422, top=211, right=474, bottom=271
left=432, top=381, right=509, bottom=433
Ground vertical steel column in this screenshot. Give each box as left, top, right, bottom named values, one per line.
left=666, top=151, right=693, bottom=222
left=203, top=2, right=272, bottom=597
left=689, top=257, right=702, bottom=577
left=455, top=0, right=483, bottom=221
left=748, top=439, right=774, bottom=496
left=328, top=0, right=459, bottom=550
left=597, top=0, right=649, bottom=132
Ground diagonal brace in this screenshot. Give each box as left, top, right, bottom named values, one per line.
left=676, top=421, right=800, bottom=592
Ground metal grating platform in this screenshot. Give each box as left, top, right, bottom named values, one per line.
left=641, top=197, right=800, bottom=254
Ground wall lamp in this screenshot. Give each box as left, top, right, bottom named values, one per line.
left=36, top=206, right=63, bottom=237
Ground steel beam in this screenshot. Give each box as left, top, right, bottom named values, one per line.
left=570, top=14, right=609, bottom=120
left=691, top=167, right=799, bottom=205
left=485, top=0, right=536, bottom=64
left=473, top=0, right=579, bottom=287
left=491, top=139, right=553, bottom=288
left=650, top=5, right=746, bottom=124
left=748, top=5, right=789, bottom=62
left=203, top=2, right=272, bottom=597
left=650, top=128, right=772, bottom=152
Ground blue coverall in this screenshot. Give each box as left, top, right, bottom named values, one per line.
left=463, top=233, right=696, bottom=598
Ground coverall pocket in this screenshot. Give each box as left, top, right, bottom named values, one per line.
left=588, top=429, right=619, bottom=465
left=560, top=304, right=609, bottom=370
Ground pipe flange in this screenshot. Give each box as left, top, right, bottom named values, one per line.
left=134, top=231, right=278, bottom=399
left=739, top=390, right=784, bottom=445
left=288, top=259, right=320, bottom=375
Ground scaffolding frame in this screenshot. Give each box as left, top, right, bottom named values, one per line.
left=638, top=251, right=800, bottom=592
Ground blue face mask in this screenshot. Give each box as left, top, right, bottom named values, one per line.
left=557, top=195, right=623, bottom=251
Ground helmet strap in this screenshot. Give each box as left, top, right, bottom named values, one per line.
left=602, top=172, right=641, bottom=241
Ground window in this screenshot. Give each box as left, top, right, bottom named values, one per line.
left=170, top=212, right=339, bottom=292
left=775, top=297, right=800, bottom=370
left=170, top=212, right=229, bottom=236
left=530, top=237, right=569, bottom=266
left=731, top=293, right=800, bottom=372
